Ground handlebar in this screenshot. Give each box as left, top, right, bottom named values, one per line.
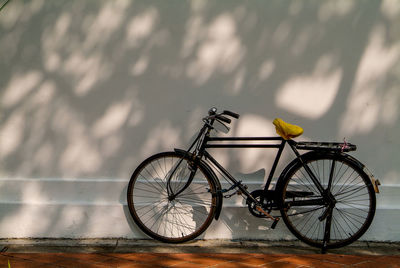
left=222, top=110, right=240, bottom=119
left=204, top=107, right=240, bottom=130
left=215, top=114, right=231, bottom=124
left=208, top=107, right=240, bottom=119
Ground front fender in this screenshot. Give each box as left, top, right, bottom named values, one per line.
left=174, top=149, right=224, bottom=219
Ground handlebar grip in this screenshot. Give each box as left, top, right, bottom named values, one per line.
left=223, top=110, right=240, bottom=119
left=216, top=115, right=231, bottom=124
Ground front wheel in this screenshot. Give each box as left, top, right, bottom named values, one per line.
left=127, top=152, right=217, bottom=243
left=277, top=153, right=376, bottom=249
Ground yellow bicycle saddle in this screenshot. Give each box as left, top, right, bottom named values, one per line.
left=273, top=118, right=304, bottom=140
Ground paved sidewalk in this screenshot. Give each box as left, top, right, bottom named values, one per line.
left=2, top=252, right=400, bottom=267
left=0, top=239, right=399, bottom=267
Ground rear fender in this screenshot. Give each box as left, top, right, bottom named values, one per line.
left=276, top=151, right=345, bottom=198
left=342, top=154, right=380, bottom=194
left=276, top=151, right=380, bottom=195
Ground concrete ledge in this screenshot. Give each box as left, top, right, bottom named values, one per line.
left=0, top=239, right=399, bottom=255
left=0, top=178, right=398, bottom=240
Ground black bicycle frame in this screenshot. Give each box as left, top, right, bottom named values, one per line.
left=203, top=135, right=331, bottom=204
left=168, top=121, right=331, bottom=208
left=205, top=136, right=286, bottom=193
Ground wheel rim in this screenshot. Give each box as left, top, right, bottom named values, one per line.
left=129, top=154, right=215, bottom=241
left=281, top=156, right=375, bottom=248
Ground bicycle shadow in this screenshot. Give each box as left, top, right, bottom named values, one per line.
left=120, top=179, right=217, bottom=241
left=120, top=167, right=292, bottom=241
left=202, top=167, right=297, bottom=240
left=212, top=205, right=294, bottom=241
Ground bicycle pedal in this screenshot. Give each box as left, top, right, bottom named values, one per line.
left=271, top=218, right=279, bottom=229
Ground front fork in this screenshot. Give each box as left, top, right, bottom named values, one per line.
left=167, top=157, right=198, bottom=201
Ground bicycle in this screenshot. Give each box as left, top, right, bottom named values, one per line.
left=127, top=107, right=380, bottom=252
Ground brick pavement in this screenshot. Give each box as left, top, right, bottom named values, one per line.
left=1, top=252, right=400, bottom=268
left=0, top=240, right=399, bottom=268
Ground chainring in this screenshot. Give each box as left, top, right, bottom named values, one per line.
left=247, top=190, right=276, bottom=218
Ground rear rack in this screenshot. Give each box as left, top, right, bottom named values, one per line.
left=294, top=141, right=357, bottom=152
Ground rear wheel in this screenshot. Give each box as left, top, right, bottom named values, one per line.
left=278, top=153, right=376, bottom=249
left=127, top=152, right=217, bottom=243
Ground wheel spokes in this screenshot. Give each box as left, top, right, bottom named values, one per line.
left=129, top=153, right=215, bottom=241
left=282, top=156, right=374, bottom=248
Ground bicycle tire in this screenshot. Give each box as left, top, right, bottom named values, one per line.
left=277, top=152, right=376, bottom=249
left=127, top=151, right=218, bottom=243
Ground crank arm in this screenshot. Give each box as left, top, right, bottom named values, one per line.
left=256, top=206, right=280, bottom=229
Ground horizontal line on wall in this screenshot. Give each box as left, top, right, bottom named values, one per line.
left=0, top=201, right=397, bottom=210
left=0, top=177, right=130, bottom=182
left=0, top=178, right=395, bottom=209
left=0, top=201, right=125, bottom=206
left=0, top=177, right=397, bottom=187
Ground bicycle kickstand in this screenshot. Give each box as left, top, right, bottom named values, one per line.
left=321, top=207, right=333, bottom=254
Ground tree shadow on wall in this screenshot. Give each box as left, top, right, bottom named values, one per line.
left=0, top=0, right=398, bottom=239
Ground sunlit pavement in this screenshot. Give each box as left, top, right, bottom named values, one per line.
left=0, top=239, right=399, bottom=267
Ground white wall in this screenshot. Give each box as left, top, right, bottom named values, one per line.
left=0, top=0, right=399, bottom=240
